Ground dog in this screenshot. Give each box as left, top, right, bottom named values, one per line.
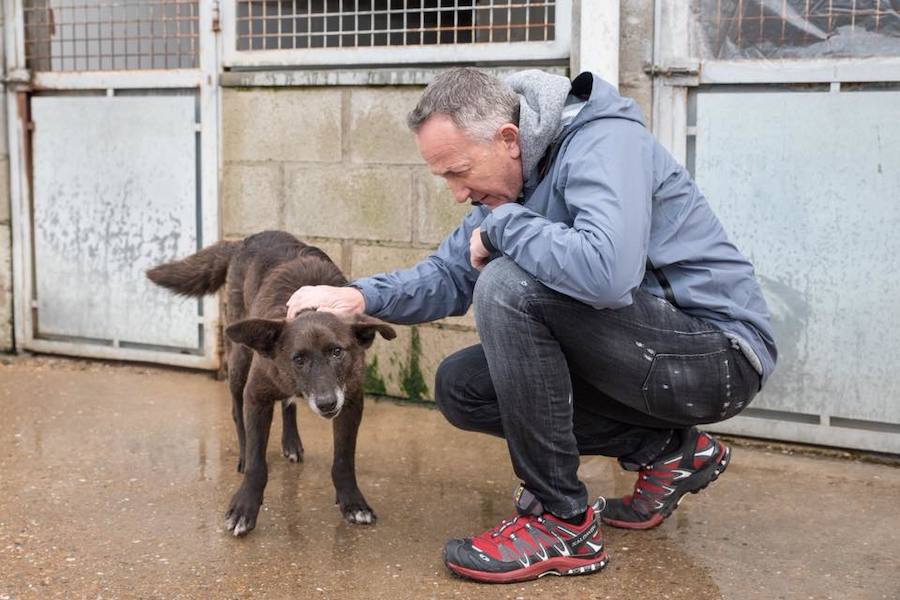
left=146, top=230, right=396, bottom=536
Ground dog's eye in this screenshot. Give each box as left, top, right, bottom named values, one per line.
left=330, top=347, right=343, bottom=358
left=292, top=352, right=305, bottom=365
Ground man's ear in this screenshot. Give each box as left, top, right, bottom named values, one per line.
left=348, top=314, right=397, bottom=349
left=225, top=318, right=285, bottom=357
left=497, top=123, right=520, bottom=159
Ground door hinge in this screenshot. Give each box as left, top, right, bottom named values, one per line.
left=643, top=60, right=701, bottom=78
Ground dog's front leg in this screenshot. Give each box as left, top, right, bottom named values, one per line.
left=281, top=401, right=304, bottom=463
left=332, top=396, right=376, bottom=524
left=228, top=345, right=252, bottom=473
left=225, top=394, right=273, bottom=537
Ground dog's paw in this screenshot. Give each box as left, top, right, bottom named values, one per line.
left=224, top=492, right=262, bottom=537
left=281, top=439, right=304, bottom=463
left=281, top=442, right=303, bottom=462
left=339, top=502, right=377, bottom=525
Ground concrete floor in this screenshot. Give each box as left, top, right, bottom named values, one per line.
left=0, top=356, right=898, bottom=600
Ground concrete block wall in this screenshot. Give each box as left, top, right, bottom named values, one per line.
left=221, top=86, right=479, bottom=401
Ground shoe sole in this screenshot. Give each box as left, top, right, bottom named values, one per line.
left=446, top=552, right=610, bottom=584
left=602, top=444, right=731, bottom=530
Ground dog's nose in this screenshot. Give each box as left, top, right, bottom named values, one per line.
left=317, top=401, right=338, bottom=414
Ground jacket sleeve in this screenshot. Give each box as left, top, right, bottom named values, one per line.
left=480, top=119, right=653, bottom=308
left=350, top=207, right=485, bottom=324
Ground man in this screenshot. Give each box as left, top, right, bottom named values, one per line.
left=286, top=68, right=776, bottom=584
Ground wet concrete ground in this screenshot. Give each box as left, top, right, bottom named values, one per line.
left=1, top=356, right=898, bottom=600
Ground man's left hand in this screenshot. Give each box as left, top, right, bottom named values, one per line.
left=470, top=228, right=491, bottom=270
left=286, top=285, right=365, bottom=320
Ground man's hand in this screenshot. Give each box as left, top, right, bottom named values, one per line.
left=286, top=286, right=365, bottom=320
left=470, top=227, right=491, bottom=270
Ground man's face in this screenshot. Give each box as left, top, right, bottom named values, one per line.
left=415, top=114, right=523, bottom=210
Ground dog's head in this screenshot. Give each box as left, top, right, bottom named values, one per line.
left=225, top=312, right=396, bottom=419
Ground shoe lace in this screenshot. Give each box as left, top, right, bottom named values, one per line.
left=475, top=513, right=543, bottom=546
left=632, top=464, right=671, bottom=512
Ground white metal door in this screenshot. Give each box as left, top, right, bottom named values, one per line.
left=652, top=0, right=900, bottom=453
left=6, top=0, right=220, bottom=368
left=32, top=95, right=201, bottom=351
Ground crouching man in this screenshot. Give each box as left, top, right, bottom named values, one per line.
left=287, top=68, right=776, bottom=583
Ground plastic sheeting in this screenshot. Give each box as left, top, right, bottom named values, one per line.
left=695, top=0, right=900, bottom=60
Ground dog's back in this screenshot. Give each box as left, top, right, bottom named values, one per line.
left=234, top=232, right=346, bottom=322
left=147, top=230, right=346, bottom=324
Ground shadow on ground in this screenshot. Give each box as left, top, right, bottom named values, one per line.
left=1, top=356, right=898, bottom=599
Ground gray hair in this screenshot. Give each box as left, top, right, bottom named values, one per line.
left=406, top=68, right=520, bottom=142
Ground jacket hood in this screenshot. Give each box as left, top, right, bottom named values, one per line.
left=564, top=71, right=645, bottom=132
left=504, top=71, right=646, bottom=187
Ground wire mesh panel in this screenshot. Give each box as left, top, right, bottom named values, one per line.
left=696, top=0, right=900, bottom=59
left=235, top=0, right=557, bottom=51
left=24, top=0, right=200, bottom=72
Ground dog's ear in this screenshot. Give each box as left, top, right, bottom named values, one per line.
left=225, top=318, right=285, bottom=357
left=348, top=314, right=397, bottom=349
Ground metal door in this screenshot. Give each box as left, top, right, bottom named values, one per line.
left=5, top=0, right=220, bottom=368
left=652, top=0, right=900, bottom=453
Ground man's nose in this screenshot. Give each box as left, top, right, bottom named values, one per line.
left=448, top=181, right=471, bottom=204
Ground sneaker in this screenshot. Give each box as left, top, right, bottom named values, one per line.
left=443, top=486, right=610, bottom=584
left=601, top=428, right=731, bottom=530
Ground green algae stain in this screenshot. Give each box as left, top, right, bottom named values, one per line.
left=399, top=327, right=429, bottom=402
left=364, top=355, right=387, bottom=395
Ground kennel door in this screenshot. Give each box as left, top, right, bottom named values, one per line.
left=694, top=89, right=900, bottom=454
left=31, top=94, right=202, bottom=354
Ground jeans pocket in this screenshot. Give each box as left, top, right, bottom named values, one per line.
left=641, top=349, right=733, bottom=425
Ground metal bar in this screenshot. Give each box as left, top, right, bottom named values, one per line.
left=33, top=69, right=202, bottom=90
left=25, top=338, right=217, bottom=369
left=827, top=0, right=833, bottom=34
left=707, top=414, right=900, bottom=455
left=489, top=0, right=495, bottom=43
left=223, top=37, right=569, bottom=66
left=219, top=64, right=569, bottom=87
left=699, top=57, right=900, bottom=84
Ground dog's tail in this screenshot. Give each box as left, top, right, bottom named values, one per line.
left=146, top=240, right=242, bottom=297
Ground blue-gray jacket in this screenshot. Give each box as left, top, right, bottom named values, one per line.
left=354, top=73, right=777, bottom=384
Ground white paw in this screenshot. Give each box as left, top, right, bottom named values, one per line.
left=344, top=508, right=376, bottom=524
left=224, top=514, right=253, bottom=537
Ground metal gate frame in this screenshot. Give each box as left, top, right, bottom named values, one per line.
left=221, top=0, right=574, bottom=68
left=651, top=0, right=900, bottom=453
left=3, top=0, right=222, bottom=369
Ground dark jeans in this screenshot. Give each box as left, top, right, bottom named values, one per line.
left=434, top=258, right=760, bottom=519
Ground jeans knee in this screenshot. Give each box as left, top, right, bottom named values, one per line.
left=473, top=257, right=532, bottom=317
left=434, top=358, right=467, bottom=429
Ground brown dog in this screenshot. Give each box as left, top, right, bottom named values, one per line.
left=146, top=230, right=395, bottom=536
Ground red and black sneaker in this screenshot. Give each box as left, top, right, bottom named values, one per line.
left=443, top=486, right=610, bottom=584
left=601, top=428, right=731, bottom=530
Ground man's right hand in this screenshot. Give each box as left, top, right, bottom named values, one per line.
left=286, top=285, right=365, bottom=320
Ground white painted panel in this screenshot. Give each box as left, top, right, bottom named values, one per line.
left=31, top=95, right=200, bottom=349
left=695, top=90, right=900, bottom=426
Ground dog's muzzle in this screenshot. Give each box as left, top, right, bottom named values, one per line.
left=305, top=388, right=345, bottom=420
